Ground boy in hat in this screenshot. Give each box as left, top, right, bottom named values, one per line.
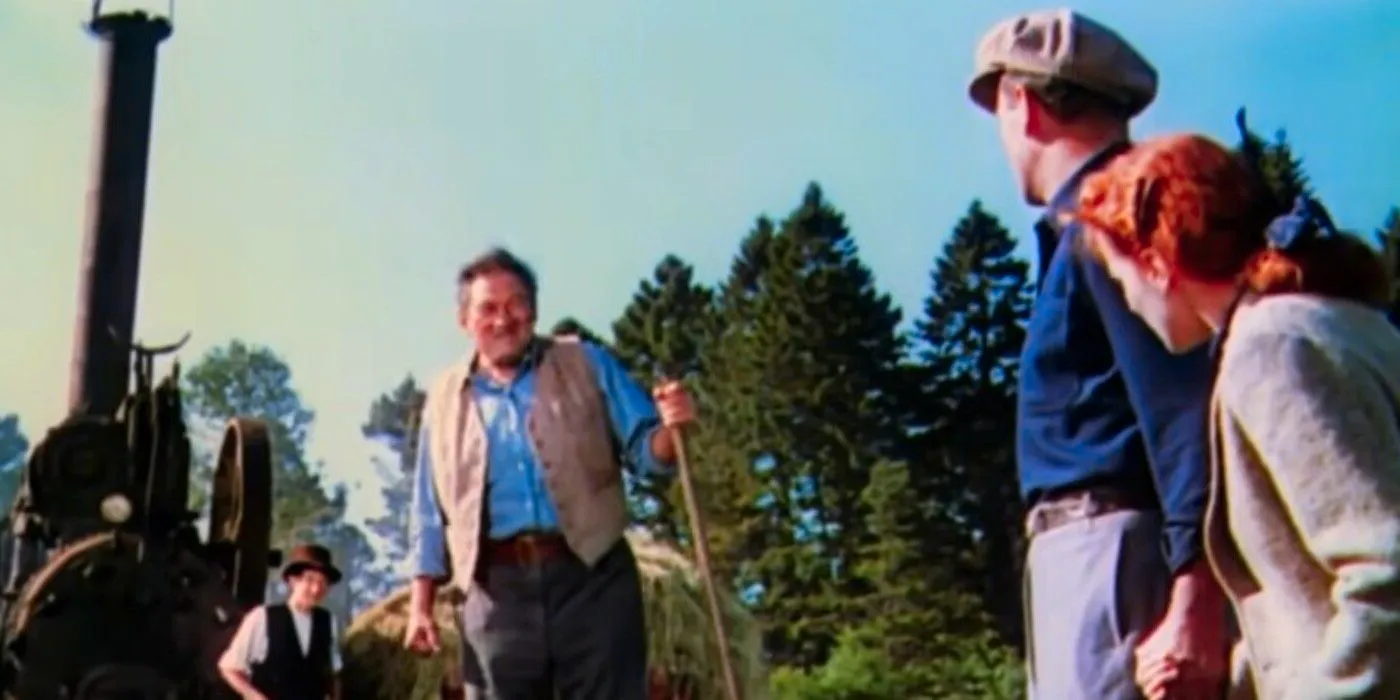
left=219, top=543, right=345, bottom=700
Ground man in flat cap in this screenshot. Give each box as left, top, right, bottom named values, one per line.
left=219, top=543, right=344, bottom=700
left=968, top=9, right=1229, bottom=700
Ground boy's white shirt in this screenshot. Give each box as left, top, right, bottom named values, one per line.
left=217, top=604, right=343, bottom=674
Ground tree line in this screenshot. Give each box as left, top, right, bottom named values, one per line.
left=0, top=113, right=1396, bottom=698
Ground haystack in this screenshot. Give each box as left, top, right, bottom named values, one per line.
left=341, top=529, right=767, bottom=700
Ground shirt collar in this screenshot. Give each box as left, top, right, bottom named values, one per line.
left=464, top=336, right=549, bottom=385
left=1036, top=140, right=1132, bottom=238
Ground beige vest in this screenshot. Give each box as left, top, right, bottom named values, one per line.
left=422, top=337, right=630, bottom=594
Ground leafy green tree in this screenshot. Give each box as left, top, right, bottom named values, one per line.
left=183, top=340, right=335, bottom=546
left=0, top=414, right=28, bottom=513
left=693, top=184, right=908, bottom=667
left=769, top=628, right=1023, bottom=700
left=910, top=201, right=1033, bottom=648
left=320, top=489, right=389, bottom=615
left=610, top=254, right=716, bottom=539
left=182, top=340, right=382, bottom=618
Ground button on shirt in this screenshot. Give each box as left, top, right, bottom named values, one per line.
left=408, top=340, right=667, bottom=579
left=1016, top=142, right=1213, bottom=574
left=217, top=604, right=344, bottom=674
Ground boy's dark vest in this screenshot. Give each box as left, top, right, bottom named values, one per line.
left=249, top=604, right=333, bottom=699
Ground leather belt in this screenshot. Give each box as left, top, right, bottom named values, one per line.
left=481, top=532, right=570, bottom=567
left=1024, top=487, right=1151, bottom=538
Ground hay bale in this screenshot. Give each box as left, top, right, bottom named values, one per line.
left=342, top=529, right=767, bottom=700
left=340, top=584, right=462, bottom=700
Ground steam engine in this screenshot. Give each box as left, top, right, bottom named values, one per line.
left=0, top=352, right=275, bottom=699
left=0, top=4, right=277, bottom=698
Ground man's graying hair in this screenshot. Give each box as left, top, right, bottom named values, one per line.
left=457, top=247, right=539, bottom=311
left=1002, top=71, right=1135, bottom=122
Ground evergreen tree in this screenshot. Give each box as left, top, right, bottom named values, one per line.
left=1234, top=107, right=1311, bottom=213
left=671, top=217, right=775, bottom=584
left=850, top=461, right=992, bottom=666
left=693, top=184, right=908, bottom=668
left=610, top=254, right=716, bottom=539
left=0, top=414, right=27, bottom=513
left=910, top=200, right=1034, bottom=649
left=361, top=376, right=427, bottom=586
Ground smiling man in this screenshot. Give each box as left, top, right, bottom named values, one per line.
left=402, top=247, right=698, bottom=700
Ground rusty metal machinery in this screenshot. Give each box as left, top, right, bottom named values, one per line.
left=0, top=3, right=277, bottom=698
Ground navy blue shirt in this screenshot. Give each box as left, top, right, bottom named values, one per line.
left=1017, top=143, right=1212, bottom=574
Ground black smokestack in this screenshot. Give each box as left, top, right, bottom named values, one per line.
left=68, top=8, right=172, bottom=417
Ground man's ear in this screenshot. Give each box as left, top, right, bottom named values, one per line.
left=1019, top=86, right=1051, bottom=139
left=1001, top=81, right=1032, bottom=134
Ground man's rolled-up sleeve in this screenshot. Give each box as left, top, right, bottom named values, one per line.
left=580, top=342, right=668, bottom=478
left=408, top=423, right=450, bottom=581
left=1080, top=249, right=1213, bottom=574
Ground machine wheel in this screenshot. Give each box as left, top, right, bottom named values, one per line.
left=208, top=417, right=273, bottom=608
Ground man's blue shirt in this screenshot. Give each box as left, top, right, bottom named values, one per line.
left=1016, top=143, right=1213, bottom=574
left=407, top=340, right=666, bottom=579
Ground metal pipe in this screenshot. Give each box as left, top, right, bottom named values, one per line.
left=67, top=9, right=173, bottom=417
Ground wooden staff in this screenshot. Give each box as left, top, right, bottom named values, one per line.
left=668, top=420, right=743, bottom=700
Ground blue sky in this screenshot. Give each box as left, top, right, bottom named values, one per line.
left=1, top=0, right=1395, bottom=542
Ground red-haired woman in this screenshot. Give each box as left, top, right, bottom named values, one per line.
left=1077, top=132, right=1400, bottom=700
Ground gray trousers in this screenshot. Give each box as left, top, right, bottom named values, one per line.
left=1024, top=509, right=1171, bottom=700
left=457, top=539, right=648, bottom=700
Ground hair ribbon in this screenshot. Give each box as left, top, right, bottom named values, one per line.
left=1265, top=195, right=1337, bottom=251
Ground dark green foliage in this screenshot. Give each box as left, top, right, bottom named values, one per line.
left=1234, top=107, right=1311, bottom=215
left=0, top=414, right=27, bottom=514
left=182, top=340, right=331, bottom=543
left=909, top=201, right=1034, bottom=649
left=610, top=255, right=716, bottom=539
left=361, top=376, right=427, bottom=591
left=769, top=628, right=1023, bottom=700
left=181, top=340, right=386, bottom=616
left=690, top=183, right=909, bottom=667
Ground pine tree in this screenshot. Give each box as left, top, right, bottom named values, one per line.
left=852, top=460, right=986, bottom=658
left=0, top=414, right=27, bottom=514
left=670, top=218, right=774, bottom=583
left=1234, top=107, right=1312, bottom=213
left=361, top=376, right=427, bottom=585
left=693, top=183, right=908, bottom=668
left=911, top=201, right=1034, bottom=649
left=610, top=255, right=716, bottom=539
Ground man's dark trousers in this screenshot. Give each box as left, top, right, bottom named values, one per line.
left=459, top=536, right=648, bottom=700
